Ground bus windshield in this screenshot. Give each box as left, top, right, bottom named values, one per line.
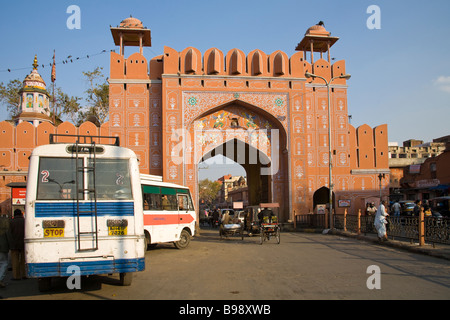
left=36, top=157, right=132, bottom=200
left=37, top=157, right=82, bottom=200
left=88, top=159, right=132, bottom=200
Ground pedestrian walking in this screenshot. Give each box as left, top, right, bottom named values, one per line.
left=374, top=200, right=389, bottom=242
left=392, top=201, right=401, bottom=217
left=0, top=215, right=10, bottom=288
left=7, top=209, right=26, bottom=280
left=413, top=200, right=422, bottom=217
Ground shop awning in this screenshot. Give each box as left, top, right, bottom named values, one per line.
left=429, top=184, right=450, bottom=191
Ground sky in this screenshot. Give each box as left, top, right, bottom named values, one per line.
left=1, top=0, right=449, bottom=180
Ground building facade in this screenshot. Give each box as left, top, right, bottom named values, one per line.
left=0, top=17, right=390, bottom=221
left=388, top=138, right=447, bottom=199
left=216, top=175, right=248, bottom=208
left=400, top=146, right=450, bottom=202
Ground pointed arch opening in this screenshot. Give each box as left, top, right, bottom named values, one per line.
left=188, top=99, right=290, bottom=221
left=313, top=186, right=336, bottom=213
left=199, top=138, right=272, bottom=206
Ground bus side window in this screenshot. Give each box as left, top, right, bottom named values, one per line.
left=143, top=193, right=162, bottom=210
left=151, top=194, right=161, bottom=210
left=161, top=194, right=177, bottom=210
left=143, top=194, right=150, bottom=210
left=178, top=195, right=189, bottom=211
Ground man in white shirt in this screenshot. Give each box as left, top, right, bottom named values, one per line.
left=392, top=201, right=401, bottom=217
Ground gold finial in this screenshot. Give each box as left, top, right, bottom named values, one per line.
left=32, top=55, right=38, bottom=70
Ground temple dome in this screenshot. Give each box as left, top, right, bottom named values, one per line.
left=305, top=23, right=331, bottom=36
left=23, top=55, right=46, bottom=90
left=16, top=55, right=52, bottom=126
left=119, top=16, right=144, bottom=29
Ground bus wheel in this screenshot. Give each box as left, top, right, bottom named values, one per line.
left=119, top=273, right=133, bottom=286
left=38, top=277, right=52, bottom=292
left=174, top=230, right=191, bottom=249
left=144, top=231, right=151, bottom=251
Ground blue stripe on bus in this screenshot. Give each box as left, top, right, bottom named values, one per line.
left=27, top=258, right=145, bottom=278
left=35, top=202, right=135, bottom=218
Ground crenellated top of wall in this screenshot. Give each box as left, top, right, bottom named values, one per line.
left=0, top=120, right=110, bottom=171
left=110, top=46, right=348, bottom=84
left=348, top=123, right=389, bottom=170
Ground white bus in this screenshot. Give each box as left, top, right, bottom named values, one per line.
left=141, top=174, right=196, bottom=249
left=24, top=135, right=145, bottom=291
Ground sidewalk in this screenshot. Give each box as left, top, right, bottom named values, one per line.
left=328, top=229, right=450, bottom=261
left=287, top=222, right=450, bottom=261
left=255, top=223, right=450, bottom=261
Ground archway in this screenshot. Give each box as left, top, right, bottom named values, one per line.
left=313, top=186, right=336, bottom=213
left=199, top=138, right=272, bottom=207
left=185, top=100, right=290, bottom=221
left=198, top=154, right=246, bottom=209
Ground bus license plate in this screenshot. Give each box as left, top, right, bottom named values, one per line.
left=108, top=226, right=127, bottom=236
left=44, top=228, right=65, bottom=238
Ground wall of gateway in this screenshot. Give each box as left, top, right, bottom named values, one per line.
left=0, top=118, right=388, bottom=215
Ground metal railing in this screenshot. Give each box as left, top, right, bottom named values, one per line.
left=295, top=212, right=450, bottom=245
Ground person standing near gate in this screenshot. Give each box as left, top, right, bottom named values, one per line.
left=7, top=209, right=25, bottom=280
left=413, top=200, right=422, bottom=217
left=0, top=215, right=10, bottom=287
left=392, top=201, right=401, bottom=217
left=374, top=200, right=389, bottom=242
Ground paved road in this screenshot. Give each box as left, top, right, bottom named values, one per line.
left=2, top=228, right=450, bottom=300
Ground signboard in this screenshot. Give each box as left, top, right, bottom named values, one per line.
left=338, top=199, right=351, bottom=207
left=233, top=202, right=243, bottom=209
left=415, top=179, right=440, bottom=188
left=409, top=165, right=421, bottom=174
left=12, top=187, right=26, bottom=205
left=260, top=203, right=280, bottom=208
left=316, top=204, right=326, bottom=215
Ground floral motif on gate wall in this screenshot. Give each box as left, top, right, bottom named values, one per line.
left=182, top=91, right=289, bottom=132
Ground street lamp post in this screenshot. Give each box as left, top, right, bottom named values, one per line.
left=305, top=71, right=351, bottom=230
left=378, top=173, right=385, bottom=200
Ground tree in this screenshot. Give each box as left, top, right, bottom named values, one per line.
left=0, top=67, right=108, bottom=125
left=82, top=67, right=109, bottom=124
left=53, top=87, right=82, bottom=125
left=0, top=78, right=82, bottom=124
left=199, top=179, right=222, bottom=207
left=0, top=79, right=22, bottom=118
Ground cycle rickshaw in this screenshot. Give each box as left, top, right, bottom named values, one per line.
left=244, top=205, right=261, bottom=236
left=219, top=223, right=245, bottom=240
left=258, top=203, right=281, bottom=245
left=219, top=209, right=244, bottom=240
